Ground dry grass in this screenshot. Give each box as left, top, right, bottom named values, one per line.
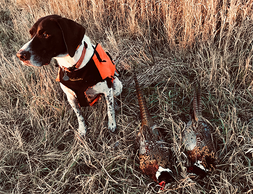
left=0, top=0, right=253, bottom=193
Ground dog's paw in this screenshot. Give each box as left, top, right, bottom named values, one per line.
left=78, top=130, right=86, bottom=137
left=78, top=126, right=87, bottom=137
left=108, top=121, right=116, bottom=133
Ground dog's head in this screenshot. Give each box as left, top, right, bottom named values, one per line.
left=16, top=15, right=85, bottom=67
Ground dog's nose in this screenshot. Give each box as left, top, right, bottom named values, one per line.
left=16, top=50, right=31, bottom=61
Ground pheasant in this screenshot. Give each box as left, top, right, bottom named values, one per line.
left=182, top=86, right=216, bottom=177
left=134, top=74, right=174, bottom=188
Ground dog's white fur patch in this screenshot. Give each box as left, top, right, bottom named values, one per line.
left=60, top=83, right=87, bottom=136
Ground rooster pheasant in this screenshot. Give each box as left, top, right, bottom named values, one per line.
left=183, top=86, right=216, bottom=177
left=134, top=74, right=174, bottom=188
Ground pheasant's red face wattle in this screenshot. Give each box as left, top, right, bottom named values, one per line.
left=187, top=166, right=194, bottom=172
left=159, top=181, right=166, bottom=190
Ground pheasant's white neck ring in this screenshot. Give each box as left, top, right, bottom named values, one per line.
left=194, top=160, right=209, bottom=172
left=155, top=166, right=172, bottom=180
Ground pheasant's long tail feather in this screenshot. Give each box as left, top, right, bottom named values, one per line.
left=197, top=84, right=202, bottom=117
left=193, top=83, right=202, bottom=122
left=134, top=74, right=154, bottom=130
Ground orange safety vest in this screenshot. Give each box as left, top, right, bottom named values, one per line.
left=56, top=43, right=117, bottom=107
left=93, top=43, right=116, bottom=80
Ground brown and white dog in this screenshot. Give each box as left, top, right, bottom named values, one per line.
left=16, top=15, right=123, bottom=136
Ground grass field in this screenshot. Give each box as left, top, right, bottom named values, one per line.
left=0, top=0, right=253, bottom=193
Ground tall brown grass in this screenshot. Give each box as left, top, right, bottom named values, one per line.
left=0, top=0, right=253, bottom=193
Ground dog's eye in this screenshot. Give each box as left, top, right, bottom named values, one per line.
left=43, top=32, right=49, bottom=38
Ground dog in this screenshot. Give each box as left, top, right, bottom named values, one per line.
left=16, top=15, right=123, bottom=136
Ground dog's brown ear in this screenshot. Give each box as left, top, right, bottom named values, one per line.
left=30, top=15, right=61, bottom=37
left=56, top=17, right=85, bottom=57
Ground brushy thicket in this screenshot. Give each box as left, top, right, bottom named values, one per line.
left=0, top=0, right=253, bottom=193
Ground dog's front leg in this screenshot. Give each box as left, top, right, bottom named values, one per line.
left=104, top=87, right=117, bottom=132
left=60, top=83, right=87, bottom=136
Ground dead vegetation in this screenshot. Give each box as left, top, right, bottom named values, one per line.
left=0, top=0, right=253, bottom=193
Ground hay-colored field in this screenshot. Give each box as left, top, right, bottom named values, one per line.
left=0, top=0, right=253, bottom=193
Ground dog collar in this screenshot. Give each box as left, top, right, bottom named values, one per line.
left=62, top=42, right=87, bottom=72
